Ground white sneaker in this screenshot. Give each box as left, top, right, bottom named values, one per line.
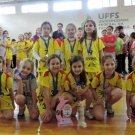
left=85, top=110, right=94, bottom=120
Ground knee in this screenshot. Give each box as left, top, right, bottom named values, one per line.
left=94, top=114, right=104, bottom=121
left=5, top=113, right=13, bottom=120
left=15, top=95, right=26, bottom=106
left=41, top=116, right=51, bottom=123
left=64, top=93, right=73, bottom=104
left=85, top=89, right=92, bottom=98
left=30, top=113, right=39, bottom=120
left=131, top=96, right=135, bottom=107
left=113, top=88, right=123, bottom=99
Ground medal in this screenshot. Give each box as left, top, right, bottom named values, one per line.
left=67, top=38, right=76, bottom=56
left=71, top=53, right=74, bottom=57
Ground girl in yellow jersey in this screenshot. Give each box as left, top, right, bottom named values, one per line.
left=60, top=23, right=82, bottom=72
left=64, top=56, right=93, bottom=119
left=14, top=34, right=29, bottom=69
left=39, top=54, right=73, bottom=123
left=33, top=21, right=54, bottom=82
left=126, top=57, right=135, bottom=118
left=91, top=54, right=123, bottom=120
left=80, top=20, right=105, bottom=81
left=3, top=30, right=13, bottom=73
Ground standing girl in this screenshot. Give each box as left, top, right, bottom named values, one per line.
left=60, top=23, right=82, bottom=72
left=33, top=21, right=54, bottom=82
left=80, top=20, right=104, bottom=81
left=14, top=58, right=39, bottom=119
left=39, top=54, right=73, bottom=123
left=14, top=34, right=28, bottom=69
left=0, top=56, right=15, bottom=120
left=91, top=54, right=123, bottom=120
left=64, top=56, right=93, bottom=119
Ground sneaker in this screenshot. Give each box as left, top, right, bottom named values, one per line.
left=107, top=106, right=114, bottom=117
left=85, top=110, right=94, bottom=120
left=131, top=106, right=135, bottom=117
left=17, top=113, right=25, bottom=119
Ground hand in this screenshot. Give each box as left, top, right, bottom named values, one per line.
left=50, top=97, right=57, bottom=109
left=105, top=86, right=112, bottom=94
left=41, top=109, right=52, bottom=122
left=127, top=108, right=132, bottom=119
left=96, top=98, right=104, bottom=104
left=40, top=58, right=46, bottom=62
left=14, top=73, right=22, bottom=81
left=76, top=94, right=82, bottom=101
left=32, top=106, right=39, bottom=115
left=77, top=88, right=85, bottom=96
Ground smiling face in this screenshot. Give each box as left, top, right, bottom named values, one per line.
left=71, top=61, right=83, bottom=76
left=85, top=21, right=95, bottom=35
left=66, top=25, right=76, bottom=38
left=48, top=58, right=61, bottom=75
left=42, top=24, right=51, bottom=37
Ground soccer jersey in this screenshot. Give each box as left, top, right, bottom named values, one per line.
left=115, top=37, right=124, bottom=54
left=26, top=39, right=34, bottom=58
left=102, top=35, right=116, bottom=52
left=6, top=39, right=13, bottom=60
left=54, top=39, right=63, bottom=52
left=64, top=72, right=90, bottom=93
left=80, top=37, right=104, bottom=73
left=41, top=69, right=65, bottom=97
left=61, top=38, right=81, bottom=72
left=126, top=71, right=135, bottom=95
left=33, top=37, right=54, bottom=72
left=91, top=71, right=123, bottom=97
left=0, top=72, right=13, bottom=96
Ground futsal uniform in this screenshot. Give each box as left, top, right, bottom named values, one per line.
left=14, top=41, right=28, bottom=61
left=54, top=38, right=63, bottom=56
left=0, top=72, right=13, bottom=110
left=80, top=37, right=104, bottom=81
left=0, top=36, right=6, bottom=60
left=61, top=38, right=81, bottom=72
left=33, top=37, right=54, bottom=82
left=39, top=69, right=65, bottom=114
left=26, top=39, right=34, bottom=59
left=6, top=38, right=13, bottom=61
left=91, top=71, right=123, bottom=105
left=126, top=71, right=135, bottom=96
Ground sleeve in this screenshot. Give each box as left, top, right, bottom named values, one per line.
left=101, top=36, right=105, bottom=43
left=98, top=38, right=105, bottom=51
left=78, top=41, right=83, bottom=51
left=33, top=39, right=39, bottom=52
left=33, top=50, right=41, bottom=61
left=116, top=78, right=124, bottom=89
left=30, top=78, right=37, bottom=91
left=91, top=76, right=100, bottom=89
left=7, top=77, right=13, bottom=89
left=125, top=77, right=132, bottom=91
left=61, top=73, right=66, bottom=86
left=114, top=36, right=117, bottom=42
left=120, top=38, right=124, bottom=46
left=64, top=75, right=70, bottom=91
left=41, top=72, right=49, bottom=88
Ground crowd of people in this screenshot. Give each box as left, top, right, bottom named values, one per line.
left=0, top=20, right=135, bottom=123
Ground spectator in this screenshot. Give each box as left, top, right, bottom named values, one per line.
left=33, top=28, right=41, bottom=43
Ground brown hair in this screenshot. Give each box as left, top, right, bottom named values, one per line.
left=65, top=23, right=77, bottom=34
left=47, top=54, right=62, bottom=65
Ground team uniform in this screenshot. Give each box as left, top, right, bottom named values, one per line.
left=0, top=36, right=6, bottom=60
left=61, top=38, right=81, bottom=72
left=13, top=72, right=37, bottom=108
left=0, top=72, right=13, bottom=110
left=54, top=39, right=63, bottom=56
left=80, top=37, right=104, bottom=80
left=6, top=38, right=13, bottom=61
left=33, top=37, right=54, bottom=82
left=14, top=41, right=28, bottom=61
left=102, top=35, right=117, bottom=59
left=64, top=72, right=90, bottom=108
left=38, top=69, right=65, bottom=114
left=91, top=71, right=123, bottom=105
left=126, top=71, right=135, bottom=96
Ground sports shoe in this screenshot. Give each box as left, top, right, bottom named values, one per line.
left=17, top=108, right=25, bottom=119
left=107, top=106, right=114, bottom=117
left=85, top=110, right=94, bottom=120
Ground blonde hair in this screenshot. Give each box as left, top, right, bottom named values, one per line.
left=65, top=23, right=77, bottom=34
left=132, top=57, right=135, bottom=70
left=21, top=58, right=34, bottom=72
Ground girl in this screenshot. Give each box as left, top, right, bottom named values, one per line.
left=3, top=30, right=13, bottom=73
left=33, top=21, right=54, bottom=82
left=14, top=58, right=39, bottom=119
left=126, top=57, right=135, bottom=118
left=79, top=20, right=104, bottom=81
left=14, top=34, right=29, bottom=69
left=60, top=23, right=82, bottom=72
left=0, top=56, right=15, bottom=120
left=39, top=54, right=73, bottom=123
left=91, top=54, right=123, bottom=120
left=64, top=56, right=93, bottom=119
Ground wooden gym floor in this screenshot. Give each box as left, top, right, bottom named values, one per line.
left=0, top=89, right=134, bottom=135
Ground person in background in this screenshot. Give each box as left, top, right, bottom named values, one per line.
left=28, top=32, right=32, bottom=40
left=133, top=25, right=135, bottom=32
left=76, top=27, right=83, bottom=39
left=101, top=29, right=107, bottom=39
left=52, top=23, right=65, bottom=39
left=33, top=28, right=41, bottom=43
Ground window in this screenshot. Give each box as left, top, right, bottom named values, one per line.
left=53, top=1, right=82, bottom=11
left=88, top=0, right=117, bottom=9
left=0, top=6, right=15, bottom=15
left=21, top=4, right=48, bottom=13
left=124, top=0, right=135, bottom=6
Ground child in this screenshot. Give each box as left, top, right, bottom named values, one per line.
left=14, top=34, right=28, bottom=69
left=3, top=30, right=13, bottom=73
left=33, top=21, right=54, bottom=82
left=14, top=58, right=39, bottom=119
left=79, top=20, right=104, bottom=81
left=91, top=54, right=123, bottom=120
left=64, top=56, right=93, bottom=119
left=77, top=27, right=83, bottom=39
left=126, top=57, right=135, bottom=118
left=39, top=54, right=73, bottom=123
left=101, top=29, right=107, bottom=40
left=130, top=32, right=135, bottom=57
left=102, top=26, right=117, bottom=59
left=114, top=29, right=124, bottom=74
left=0, top=56, right=15, bottom=120
left=60, top=23, right=81, bottom=72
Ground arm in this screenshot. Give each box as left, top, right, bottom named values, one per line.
left=126, top=90, right=131, bottom=109
left=32, top=90, right=37, bottom=108
left=104, top=42, right=116, bottom=47
left=17, top=79, right=23, bottom=94
left=78, top=85, right=89, bottom=95
left=99, top=49, right=104, bottom=65
left=90, top=85, right=99, bottom=101
left=9, top=88, right=15, bottom=109
left=44, top=87, right=51, bottom=110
